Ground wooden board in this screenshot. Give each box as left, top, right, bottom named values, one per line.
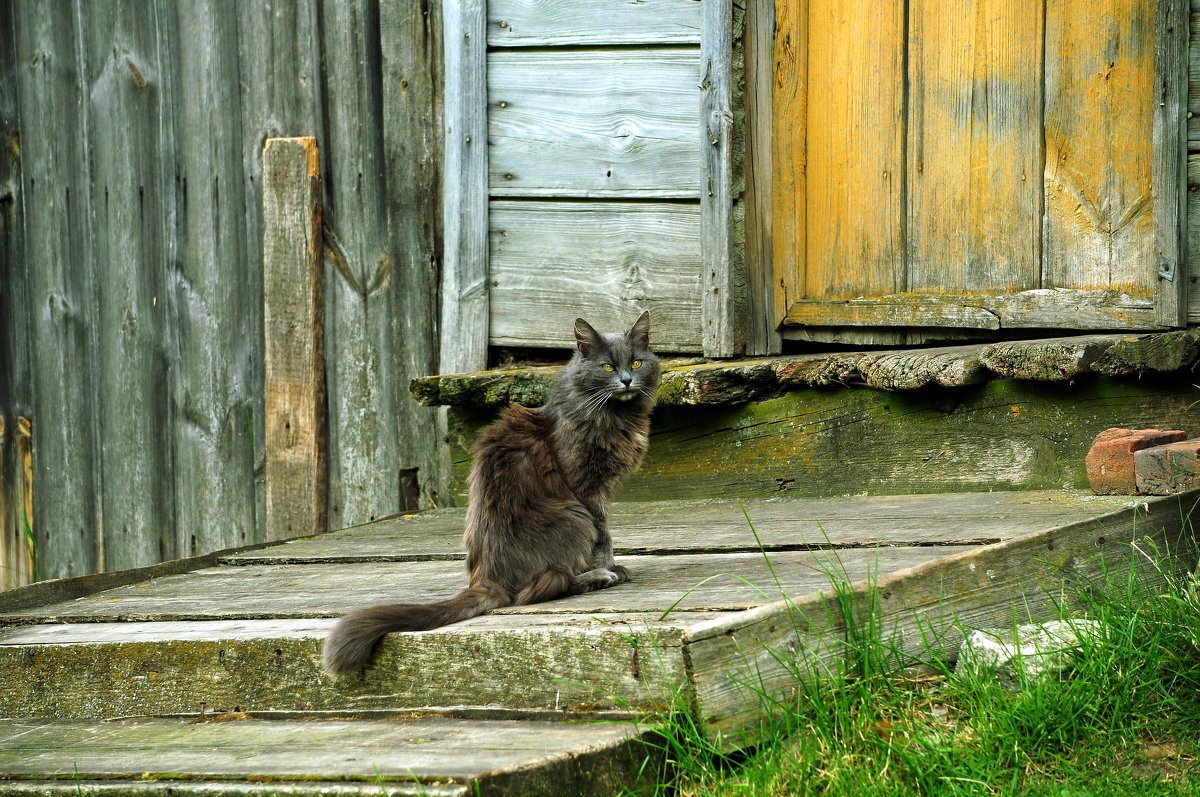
left=803, top=0, right=906, bottom=298
left=224, top=492, right=1141, bottom=564
left=771, top=0, right=807, bottom=334
left=1153, top=0, right=1190, bottom=326
left=487, top=50, right=701, bottom=198
left=1044, top=0, right=1156, bottom=297
left=0, top=717, right=656, bottom=797
left=906, top=0, right=1043, bottom=293
left=261, top=137, right=326, bottom=541
left=0, top=614, right=692, bottom=720
left=684, top=489, right=1199, bottom=750
left=784, top=289, right=1159, bottom=330
left=487, top=0, right=702, bottom=47
left=441, top=0, right=489, bottom=374
left=488, top=201, right=702, bottom=352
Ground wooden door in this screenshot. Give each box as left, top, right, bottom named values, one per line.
left=769, top=0, right=1189, bottom=340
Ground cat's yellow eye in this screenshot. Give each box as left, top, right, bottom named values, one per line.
left=601, top=363, right=615, bottom=372
left=631, top=360, right=642, bottom=369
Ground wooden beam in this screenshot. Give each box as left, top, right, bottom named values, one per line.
left=441, top=0, right=489, bottom=374
left=261, top=137, right=326, bottom=541
left=1153, top=0, right=1190, bottom=326
left=743, top=0, right=779, bottom=355
left=701, top=0, right=740, bottom=358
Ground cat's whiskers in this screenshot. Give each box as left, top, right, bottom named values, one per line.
left=582, top=387, right=612, bottom=417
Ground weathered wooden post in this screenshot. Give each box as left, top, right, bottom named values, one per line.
left=261, top=137, right=327, bottom=541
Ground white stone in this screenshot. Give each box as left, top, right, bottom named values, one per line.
left=955, top=619, right=1102, bottom=688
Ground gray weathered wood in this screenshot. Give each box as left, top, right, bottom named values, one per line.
left=170, top=1, right=262, bottom=556
left=1188, top=154, right=1200, bottom=323
left=0, top=717, right=656, bottom=797
left=743, top=0, right=779, bottom=356
left=13, top=1, right=101, bottom=580
left=488, top=50, right=702, bottom=198
left=223, top=492, right=1139, bottom=565
left=487, top=0, right=703, bottom=47
left=442, top=0, right=489, bottom=374
left=320, top=0, right=403, bottom=528
left=380, top=0, right=451, bottom=508
left=86, top=0, right=176, bottom=569
left=856, top=345, right=989, bottom=390
left=489, top=201, right=702, bottom=352
left=700, top=0, right=739, bottom=358
left=785, top=289, right=1160, bottom=330
left=235, top=0, right=324, bottom=533
left=979, top=335, right=1121, bottom=380
left=1154, top=0, right=1190, bottom=326
left=262, top=137, right=326, bottom=541
left=683, top=491, right=1198, bottom=750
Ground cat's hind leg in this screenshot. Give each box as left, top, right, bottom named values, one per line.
left=513, top=567, right=575, bottom=606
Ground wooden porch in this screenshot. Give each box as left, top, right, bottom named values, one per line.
left=0, top=489, right=1195, bottom=794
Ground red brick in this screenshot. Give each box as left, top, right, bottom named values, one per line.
left=1085, top=428, right=1187, bottom=495
left=1134, top=440, right=1200, bottom=495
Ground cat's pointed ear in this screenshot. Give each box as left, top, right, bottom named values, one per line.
left=574, top=318, right=602, bottom=356
left=628, top=310, right=650, bottom=350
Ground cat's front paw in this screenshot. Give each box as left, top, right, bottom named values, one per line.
left=609, top=563, right=629, bottom=583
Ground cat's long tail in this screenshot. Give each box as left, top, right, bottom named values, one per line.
left=322, top=584, right=509, bottom=675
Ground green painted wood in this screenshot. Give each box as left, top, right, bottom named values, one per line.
left=0, top=717, right=659, bottom=797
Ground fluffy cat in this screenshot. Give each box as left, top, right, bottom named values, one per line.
left=322, top=311, right=660, bottom=675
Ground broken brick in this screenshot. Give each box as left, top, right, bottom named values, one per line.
left=1085, top=428, right=1187, bottom=495
left=1134, top=440, right=1200, bottom=495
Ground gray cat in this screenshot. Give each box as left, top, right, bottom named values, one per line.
left=323, top=312, right=660, bottom=675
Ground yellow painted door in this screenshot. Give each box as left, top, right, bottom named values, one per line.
left=771, top=0, right=1186, bottom=336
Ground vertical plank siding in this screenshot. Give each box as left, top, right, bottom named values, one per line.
left=0, top=0, right=447, bottom=583
left=907, top=0, right=1043, bottom=293
left=775, top=0, right=1190, bottom=332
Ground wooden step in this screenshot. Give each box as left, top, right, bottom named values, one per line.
left=1, top=491, right=1196, bottom=754
left=0, top=716, right=659, bottom=796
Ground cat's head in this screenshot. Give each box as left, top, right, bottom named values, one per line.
left=567, top=311, right=661, bottom=408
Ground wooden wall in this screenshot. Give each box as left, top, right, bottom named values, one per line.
left=482, top=0, right=709, bottom=354
left=0, top=0, right=447, bottom=587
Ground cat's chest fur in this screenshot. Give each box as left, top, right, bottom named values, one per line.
left=553, top=411, right=649, bottom=502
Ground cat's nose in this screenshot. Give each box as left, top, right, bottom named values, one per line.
left=620, top=375, right=632, bottom=387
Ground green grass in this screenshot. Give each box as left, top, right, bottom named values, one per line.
left=629, top=529, right=1200, bottom=796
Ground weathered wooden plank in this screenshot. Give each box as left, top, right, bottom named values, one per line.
left=700, top=0, right=739, bottom=357
left=743, top=0, right=779, bottom=356
left=234, top=0, right=323, bottom=531
left=170, top=1, right=263, bottom=556
left=442, top=0, right=489, bottom=374
left=489, top=201, right=702, bottom=352
left=683, top=491, right=1198, bottom=750
left=1044, top=0, right=1156, bottom=298
left=907, top=0, right=1042, bottom=293
left=771, top=0, right=806, bottom=341
left=0, top=717, right=656, bottom=797
left=380, top=0, right=451, bottom=508
left=0, top=615, right=690, bottom=720
left=804, top=0, right=905, bottom=299
left=1154, top=0, right=1190, bottom=325
left=784, top=289, right=1159, bottom=330
left=262, top=137, right=326, bottom=541
left=979, top=334, right=1122, bottom=380
left=320, top=0, right=403, bottom=529
left=1188, top=153, right=1200, bottom=323
left=13, top=0, right=101, bottom=579
left=614, top=378, right=1200, bottom=502
left=2, top=547, right=982, bottom=623
left=856, top=345, right=989, bottom=390
left=1093, top=329, right=1200, bottom=375
left=224, top=492, right=1139, bottom=565
left=0, top=1, right=31, bottom=592
left=487, top=0, right=702, bottom=47
left=487, top=50, right=701, bottom=198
